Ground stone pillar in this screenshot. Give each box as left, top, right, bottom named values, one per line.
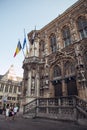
left=62, top=80, right=67, bottom=96
left=45, top=31, right=49, bottom=56
left=36, top=73, right=39, bottom=97
left=49, top=67, right=54, bottom=97
left=70, top=18, right=80, bottom=42
left=61, top=61, right=67, bottom=96
left=27, top=71, right=31, bottom=96
left=57, top=26, right=64, bottom=49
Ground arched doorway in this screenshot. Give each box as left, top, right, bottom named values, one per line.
left=65, top=77, right=78, bottom=95
left=64, top=61, right=78, bottom=96
left=52, top=65, right=62, bottom=97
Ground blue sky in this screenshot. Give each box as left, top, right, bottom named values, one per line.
left=0, top=0, right=78, bottom=77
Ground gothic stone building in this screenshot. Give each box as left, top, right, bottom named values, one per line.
left=23, top=0, right=87, bottom=103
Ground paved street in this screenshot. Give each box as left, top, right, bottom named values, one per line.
left=0, top=114, right=87, bottom=130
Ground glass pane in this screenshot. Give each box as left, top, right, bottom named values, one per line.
left=85, top=27, right=87, bottom=37
left=80, top=30, right=85, bottom=39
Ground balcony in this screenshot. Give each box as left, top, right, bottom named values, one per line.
left=23, top=56, right=40, bottom=65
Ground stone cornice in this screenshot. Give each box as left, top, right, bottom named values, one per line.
left=40, top=0, right=85, bottom=33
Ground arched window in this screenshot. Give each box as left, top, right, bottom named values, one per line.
left=84, top=52, right=87, bottom=69
left=62, top=26, right=71, bottom=47
left=77, top=16, right=87, bottom=39
left=53, top=65, right=61, bottom=77
left=84, top=52, right=87, bottom=61
left=40, top=40, right=45, bottom=52
left=39, top=40, right=45, bottom=57
left=65, top=61, right=75, bottom=75
left=50, top=34, right=57, bottom=53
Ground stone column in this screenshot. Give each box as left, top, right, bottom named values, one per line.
left=57, top=26, right=63, bottom=49
left=70, top=18, right=80, bottom=42
left=49, top=67, right=55, bottom=97
left=61, top=62, right=67, bottom=96
left=62, top=80, right=67, bottom=96
left=45, top=31, right=49, bottom=56
left=36, top=73, right=39, bottom=97
left=27, top=70, right=31, bottom=96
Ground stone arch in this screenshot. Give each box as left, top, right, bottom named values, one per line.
left=64, top=61, right=75, bottom=76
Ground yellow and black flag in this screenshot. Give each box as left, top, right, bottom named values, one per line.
left=14, top=40, right=22, bottom=57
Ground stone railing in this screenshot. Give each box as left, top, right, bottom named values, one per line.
left=23, top=99, right=37, bottom=117
left=36, top=96, right=77, bottom=121
left=23, top=56, right=40, bottom=64
left=23, top=96, right=87, bottom=122
left=75, top=96, right=87, bottom=119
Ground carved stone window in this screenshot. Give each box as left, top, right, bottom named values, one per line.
left=0, top=84, right=4, bottom=92
left=84, top=52, right=87, bottom=61
left=77, top=16, right=87, bottom=39
left=53, top=65, right=61, bottom=77
left=50, top=33, right=57, bottom=53
left=65, top=61, right=75, bottom=76
left=5, top=85, right=9, bottom=92
left=13, top=86, right=17, bottom=93
left=40, top=40, right=45, bottom=57
left=84, top=52, right=87, bottom=70
left=62, top=26, right=71, bottom=47
left=9, top=85, right=13, bottom=93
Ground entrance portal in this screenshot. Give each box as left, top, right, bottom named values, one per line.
left=54, top=82, right=62, bottom=97
left=66, top=78, right=78, bottom=96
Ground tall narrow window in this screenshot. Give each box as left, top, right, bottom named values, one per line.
left=39, top=40, right=45, bottom=57
left=84, top=52, right=87, bottom=70
left=5, top=85, right=9, bottom=92
left=77, top=16, right=87, bottom=39
left=0, top=84, right=4, bottom=92
left=53, top=65, right=61, bottom=77
left=62, top=26, right=71, bottom=47
left=65, top=61, right=75, bottom=76
left=50, top=34, right=57, bottom=53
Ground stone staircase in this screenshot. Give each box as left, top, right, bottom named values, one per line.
left=23, top=96, right=87, bottom=126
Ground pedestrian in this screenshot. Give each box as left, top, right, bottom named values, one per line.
left=9, top=105, right=14, bottom=120
left=13, top=104, right=18, bottom=119
left=5, top=104, right=9, bottom=120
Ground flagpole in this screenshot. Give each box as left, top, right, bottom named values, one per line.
left=19, top=38, right=25, bottom=58
left=22, top=47, right=25, bottom=58
left=24, top=28, right=26, bottom=38
left=24, top=28, right=29, bottom=57
left=34, top=26, right=36, bottom=57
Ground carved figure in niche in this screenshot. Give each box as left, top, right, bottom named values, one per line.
left=32, top=79, right=35, bottom=87
left=77, top=71, right=86, bottom=81
left=75, top=44, right=83, bottom=65
left=45, top=65, right=49, bottom=74
left=81, top=71, right=86, bottom=80
left=74, top=44, right=80, bottom=56
left=77, top=54, right=83, bottom=65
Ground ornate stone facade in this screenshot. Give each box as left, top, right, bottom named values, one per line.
left=0, top=65, right=22, bottom=107
left=23, top=0, right=87, bottom=103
